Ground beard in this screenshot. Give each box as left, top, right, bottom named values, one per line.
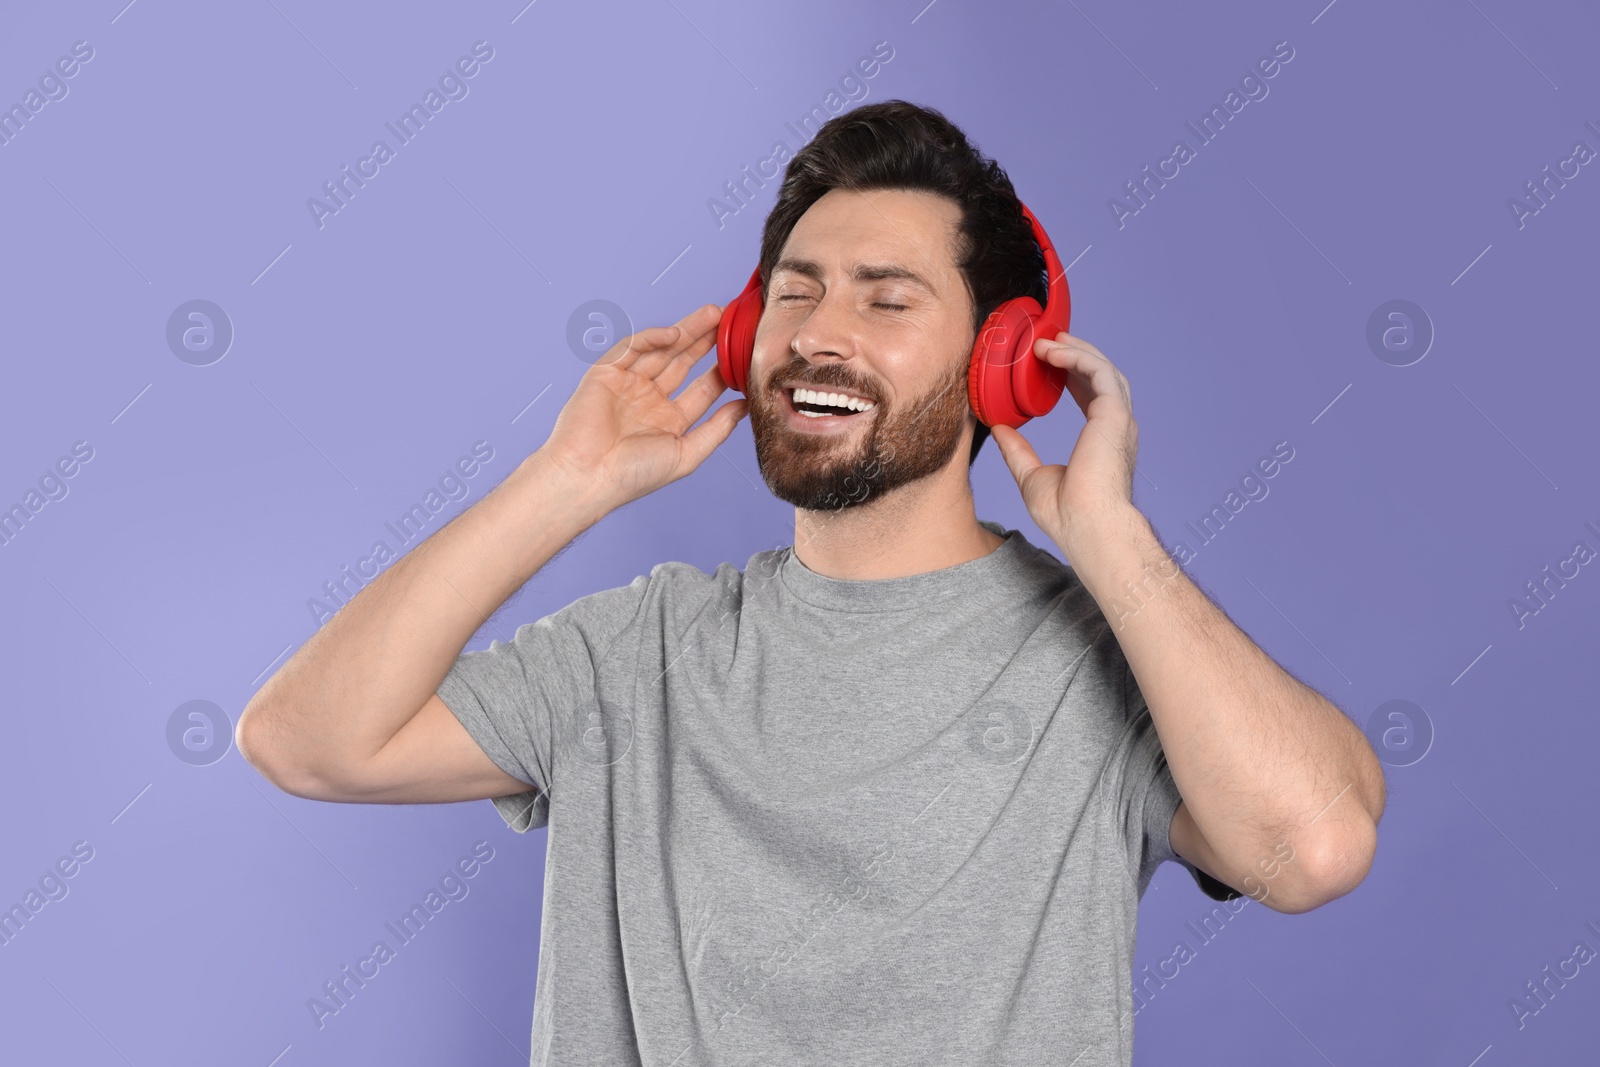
left=748, top=346, right=975, bottom=513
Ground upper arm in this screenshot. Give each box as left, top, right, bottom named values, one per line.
left=252, top=569, right=659, bottom=817
left=268, top=693, right=537, bottom=805
left=367, top=692, right=538, bottom=802
left=1169, top=799, right=1250, bottom=901
left=1169, top=800, right=1224, bottom=884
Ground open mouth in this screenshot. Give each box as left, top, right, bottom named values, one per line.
left=785, top=386, right=877, bottom=421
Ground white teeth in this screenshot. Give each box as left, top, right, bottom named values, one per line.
left=793, top=387, right=874, bottom=413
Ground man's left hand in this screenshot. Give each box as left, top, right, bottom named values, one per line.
left=989, top=331, right=1138, bottom=553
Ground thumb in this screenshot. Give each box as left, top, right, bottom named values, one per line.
left=679, top=397, right=749, bottom=472
left=989, top=423, right=1042, bottom=488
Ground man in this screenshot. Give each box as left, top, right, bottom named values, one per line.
left=238, top=100, right=1383, bottom=1065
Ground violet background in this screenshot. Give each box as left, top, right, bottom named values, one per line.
left=2, top=0, right=1597, bottom=1063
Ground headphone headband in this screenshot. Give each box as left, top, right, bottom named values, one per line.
left=1018, top=201, right=1069, bottom=343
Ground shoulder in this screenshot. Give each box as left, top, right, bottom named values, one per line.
left=998, top=527, right=1086, bottom=601
left=627, top=550, right=779, bottom=618
left=641, top=556, right=754, bottom=598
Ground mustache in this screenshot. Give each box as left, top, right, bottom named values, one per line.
left=769, top=358, right=879, bottom=404
left=766, top=357, right=970, bottom=419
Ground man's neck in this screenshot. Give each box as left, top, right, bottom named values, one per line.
left=790, top=471, right=1005, bottom=581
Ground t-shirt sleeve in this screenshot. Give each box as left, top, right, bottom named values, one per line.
left=1120, top=654, right=1244, bottom=902
left=435, top=572, right=653, bottom=833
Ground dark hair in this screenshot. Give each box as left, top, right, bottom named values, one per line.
left=758, top=100, right=1048, bottom=467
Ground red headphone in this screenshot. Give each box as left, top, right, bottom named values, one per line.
left=715, top=200, right=1070, bottom=428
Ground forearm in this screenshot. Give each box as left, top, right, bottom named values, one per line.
left=1061, top=503, right=1383, bottom=901
left=238, top=449, right=609, bottom=777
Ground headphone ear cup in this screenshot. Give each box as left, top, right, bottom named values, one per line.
left=716, top=298, right=744, bottom=393
left=970, top=298, right=1066, bottom=428
left=970, top=200, right=1073, bottom=430
left=967, top=308, right=1003, bottom=427
left=1009, top=307, right=1068, bottom=424
left=733, top=288, right=762, bottom=392
left=717, top=272, right=764, bottom=394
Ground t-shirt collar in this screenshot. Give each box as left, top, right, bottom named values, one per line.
left=776, top=519, right=1030, bottom=614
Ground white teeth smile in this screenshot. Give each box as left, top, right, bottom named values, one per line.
left=791, top=387, right=875, bottom=417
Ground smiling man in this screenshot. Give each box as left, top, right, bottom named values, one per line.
left=748, top=185, right=996, bottom=567
left=237, top=100, right=1384, bottom=1066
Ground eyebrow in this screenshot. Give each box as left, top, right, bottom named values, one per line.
left=770, top=257, right=939, bottom=297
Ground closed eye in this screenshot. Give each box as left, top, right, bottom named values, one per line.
left=774, top=294, right=908, bottom=312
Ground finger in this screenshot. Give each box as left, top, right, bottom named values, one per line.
left=648, top=306, right=725, bottom=396
left=678, top=396, right=749, bottom=474
left=595, top=324, right=680, bottom=371
left=1033, top=338, right=1130, bottom=419
left=597, top=304, right=718, bottom=373
left=1044, top=333, right=1122, bottom=407
left=989, top=424, right=1044, bottom=488
left=1031, top=337, right=1094, bottom=414
left=671, top=360, right=734, bottom=427
left=1051, top=331, right=1106, bottom=359
left=630, top=304, right=722, bottom=380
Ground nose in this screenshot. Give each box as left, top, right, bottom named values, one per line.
left=786, top=286, right=859, bottom=373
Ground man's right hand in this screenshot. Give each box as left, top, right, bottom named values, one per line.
left=539, top=303, right=749, bottom=515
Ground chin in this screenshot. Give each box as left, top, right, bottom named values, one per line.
left=746, top=361, right=970, bottom=516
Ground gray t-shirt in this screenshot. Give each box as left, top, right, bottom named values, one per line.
left=437, top=519, right=1238, bottom=1067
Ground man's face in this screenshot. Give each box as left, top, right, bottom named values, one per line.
left=747, top=188, right=978, bottom=514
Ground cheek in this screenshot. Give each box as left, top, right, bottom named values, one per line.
left=747, top=326, right=786, bottom=388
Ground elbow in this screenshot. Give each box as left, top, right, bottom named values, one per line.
left=235, top=702, right=342, bottom=801
left=234, top=703, right=264, bottom=769
left=1266, top=817, right=1379, bottom=914
left=234, top=702, right=273, bottom=781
